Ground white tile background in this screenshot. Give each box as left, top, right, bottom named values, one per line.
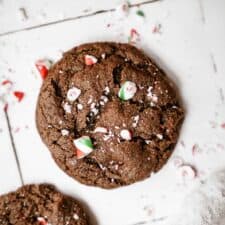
left=0, top=0, right=225, bottom=225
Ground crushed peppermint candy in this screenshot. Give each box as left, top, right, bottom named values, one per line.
left=100, top=95, right=108, bottom=105
left=104, top=86, right=110, bottom=94
left=35, top=59, right=52, bottom=80
left=37, top=217, right=48, bottom=225
left=128, top=28, right=140, bottom=44
left=63, top=102, right=72, bottom=113
left=61, top=129, right=69, bottom=136
left=152, top=23, right=162, bottom=34
left=77, top=103, right=83, bottom=110
left=103, top=130, right=114, bottom=141
left=67, top=87, right=81, bottom=102
left=120, top=129, right=132, bottom=140
left=178, top=165, right=196, bottom=180
left=13, top=91, right=24, bottom=102
left=73, top=214, right=79, bottom=220
left=94, top=127, right=108, bottom=133
left=101, top=53, right=106, bottom=59
left=73, top=136, right=94, bottom=159
left=118, top=81, right=137, bottom=100
left=147, top=86, right=158, bottom=102
left=156, top=134, right=163, bottom=140
left=85, top=55, right=98, bottom=66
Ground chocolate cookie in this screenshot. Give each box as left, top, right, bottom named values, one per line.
left=36, top=42, right=184, bottom=188
left=0, top=184, right=89, bottom=225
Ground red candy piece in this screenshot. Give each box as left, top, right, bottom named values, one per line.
left=35, top=59, right=51, bottom=80
left=130, top=28, right=139, bottom=38
left=76, top=148, right=85, bottom=159
left=13, top=91, right=24, bottom=102
left=84, top=55, right=98, bottom=66
left=1, top=80, right=12, bottom=85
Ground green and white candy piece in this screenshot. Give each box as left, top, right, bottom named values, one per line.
left=118, top=81, right=137, bottom=100
left=73, top=136, right=94, bottom=159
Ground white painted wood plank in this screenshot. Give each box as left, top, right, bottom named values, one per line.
left=0, top=0, right=225, bottom=224
left=0, top=0, right=153, bottom=35
left=0, top=109, right=21, bottom=194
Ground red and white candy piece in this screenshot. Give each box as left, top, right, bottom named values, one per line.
left=118, top=81, right=137, bottom=100
left=67, top=87, right=81, bottom=102
left=35, top=59, right=52, bottom=80
left=178, top=165, right=196, bottom=180
left=73, top=136, right=94, bottom=159
left=37, top=217, right=48, bottom=225
left=94, top=127, right=108, bottom=133
left=84, top=55, right=98, bottom=66
left=120, top=129, right=132, bottom=140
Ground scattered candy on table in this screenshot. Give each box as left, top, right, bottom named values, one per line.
left=128, top=28, right=140, bottom=44
left=13, top=91, right=24, bottom=102
left=118, top=81, right=137, bottom=100
left=178, top=165, right=196, bottom=180
left=73, top=136, right=94, bottom=159
left=35, top=59, right=52, bottom=80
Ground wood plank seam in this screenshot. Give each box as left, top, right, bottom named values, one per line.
left=4, top=110, right=24, bottom=185
left=0, top=0, right=162, bottom=37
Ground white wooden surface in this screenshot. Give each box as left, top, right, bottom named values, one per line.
left=0, top=0, right=225, bottom=225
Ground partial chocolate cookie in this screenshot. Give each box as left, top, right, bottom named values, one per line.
left=0, top=184, right=89, bottom=225
left=36, top=42, right=184, bottom=188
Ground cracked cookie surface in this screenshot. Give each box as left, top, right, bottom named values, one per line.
left=36, top=42, right=184, bottom=188
left=0, top=184, right=89, bottom=225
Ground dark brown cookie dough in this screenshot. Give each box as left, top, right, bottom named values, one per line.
left=0, top=184, right=89, bottom=225
left=36, top=42, right=184, bottom=188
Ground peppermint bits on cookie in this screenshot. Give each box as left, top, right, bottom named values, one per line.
left=120, top=129, right=132, bottom=141
left=85, top=55, right=98, bottom=66
left=37, top=217, right=48, bottom=225
left=118, top=81, right=137, bottom=100
left=74, top=136, right=94, bottom=159
left=67, top=87, right=81, bottom=102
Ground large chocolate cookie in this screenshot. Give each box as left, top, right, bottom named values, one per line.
left=0, top=184, right=89, bottom=225
left=36, top=42, right=184, bottom=188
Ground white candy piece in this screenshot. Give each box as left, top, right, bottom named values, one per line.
left=67, top=87, right=81, bottom=102
left=63, top=102, right=72, bottom=113
left=178, top=165, right=196, bottom=180
left=120, top=129, right=132, bottom=140
left=61, top=129, right=69, bottom=136
left=156, top=134, right=163, bottom=140
left=77, top=103, right=83, bottom=110
left=94, top=127, right=108, bottom=133
left=73, top=213, right=79, bottom=220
